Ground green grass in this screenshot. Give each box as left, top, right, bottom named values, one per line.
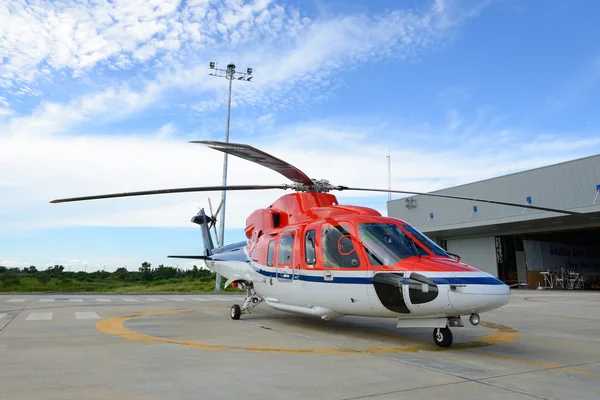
left=0, top=276, right=243, bottom=293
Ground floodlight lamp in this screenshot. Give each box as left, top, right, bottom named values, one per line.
left=247, top=67, right=252, bottom=75
left=209, top=62, right=215, bottom=69
left=226, top=63, right=235, bottom=79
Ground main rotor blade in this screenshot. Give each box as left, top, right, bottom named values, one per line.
left=191, top=140, right=314, bottom=186
left=339, top=187, right=583, bottom=216
left=50, top=185, right=289, bottom=204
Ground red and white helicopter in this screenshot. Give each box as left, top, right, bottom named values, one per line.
left=51, top=141, right=581, bottom=347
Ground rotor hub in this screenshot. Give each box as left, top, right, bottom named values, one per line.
left=290, top=179, right=338, bottom=193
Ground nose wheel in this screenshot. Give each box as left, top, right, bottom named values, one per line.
left=230, top=304, right=241, bottom=320
left=433, top=327, right=453, bottom=347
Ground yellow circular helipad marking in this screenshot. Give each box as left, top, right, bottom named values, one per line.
left=96, top=308, right=520, bottom=354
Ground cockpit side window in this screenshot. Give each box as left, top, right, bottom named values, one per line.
left=267, top=239, right=275, bottom=266
left=305, top=229, right=316, bottom=264
left=322, top=224, right=361, bottom=268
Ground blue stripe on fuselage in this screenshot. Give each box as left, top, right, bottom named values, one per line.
left=209, top=246, right=504, bottom=286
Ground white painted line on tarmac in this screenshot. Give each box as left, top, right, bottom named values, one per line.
left=168, top=298, right=186, bottom=302
left=75, top=312, right=100, bottom=320
left=39, top=299, right=55, bottom=303
left=0, top=314, right=6, bottom=320
left=96, top=298, right=111, bottom=303
left=122, top=298, right=138, bottom=302
left=191, top=298, right=209, bottom=301
left=144, top=298, right=163, bottom=302
left=69, top=299, right=84, bottom=303
left=6, top=299, right=25, bottom=303
left=212, top=297, right=233, bottom=302
left=26, top=313, right=53, bottom=321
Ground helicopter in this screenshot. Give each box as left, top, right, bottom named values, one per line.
left=50, top=141, right=582, bottom=347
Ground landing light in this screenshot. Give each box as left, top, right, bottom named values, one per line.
left=469, top=313, right=480, bottom=326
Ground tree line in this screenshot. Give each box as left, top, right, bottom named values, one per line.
left=0, top=262, right=215, bottom=287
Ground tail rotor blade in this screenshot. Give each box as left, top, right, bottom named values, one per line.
left=212, top=224, right=220, bottom=247
left=214, top=199, right=224, bottom=218
left=208, top=197, right=215, bottom=217
left=207, top=197, right=220, bottom=247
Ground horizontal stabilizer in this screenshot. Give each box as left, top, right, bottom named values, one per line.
left=168, top=255, right=208, bottom=260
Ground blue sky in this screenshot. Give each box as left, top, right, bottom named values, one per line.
left=1, top=0, right=600, bottom=272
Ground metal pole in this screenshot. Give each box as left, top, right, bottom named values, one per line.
left=215, top=65, right=234, bottom=291
left=387, top=147, right=391, bottom=202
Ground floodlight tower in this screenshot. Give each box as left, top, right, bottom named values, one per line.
left=208, top=61, right=253, bottom=291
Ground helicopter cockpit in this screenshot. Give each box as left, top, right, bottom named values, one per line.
left=317, top=218, right=453, bottom=270
left=358, top=222, right=452, bottom=267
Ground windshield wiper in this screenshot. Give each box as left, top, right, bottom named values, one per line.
left=408, top=237, right=421, bottom=258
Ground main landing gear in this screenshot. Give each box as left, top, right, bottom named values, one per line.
left=433, top=327, right=453, bottom=348
left=230, top=282, right=263, bottom=320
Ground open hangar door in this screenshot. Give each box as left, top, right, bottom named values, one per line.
left=496, top=228, right=600, bottom=290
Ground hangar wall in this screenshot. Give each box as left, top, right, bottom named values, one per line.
left=388, top=154, right=600, bottom=234
left=445, top=237, right=497, bottom=276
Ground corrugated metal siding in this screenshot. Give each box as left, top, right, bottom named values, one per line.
left=446, top=237, right=497, bottom=277
left=388, top=154, right=600, bottom=232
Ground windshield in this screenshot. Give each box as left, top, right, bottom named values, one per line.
left=358, top=223, right=418, bottom=266
left=402, top=224, right=451, bottom=257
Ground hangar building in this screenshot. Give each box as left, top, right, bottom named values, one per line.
left=387, top=154, right=600, bottom=290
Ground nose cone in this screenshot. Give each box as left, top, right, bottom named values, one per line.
left=447, top=274, right=510, bottom=314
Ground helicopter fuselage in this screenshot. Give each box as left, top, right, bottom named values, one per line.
left=204, top=192, right=510, bottom=324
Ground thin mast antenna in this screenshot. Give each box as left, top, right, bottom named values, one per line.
left=387, top=146, right=391, bottom=202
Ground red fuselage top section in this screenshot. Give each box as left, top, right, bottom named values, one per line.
left=244, top=192, right=381, bottom=240
left=243, top=193, right=483, bottom=274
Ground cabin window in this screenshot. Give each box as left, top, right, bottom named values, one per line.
left=322, top=224, right=360, bottom=268
left=305, top=230, right=316, bottom=264
left=267, top=239, right=275, bottom=266
left=359, top=223, right=417, bottom=266
left=278, top=234, right=294, bottom=265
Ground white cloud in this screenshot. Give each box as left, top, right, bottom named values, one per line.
left=168, top=0, right=477, bottom=112
left=2, top=118, right=599, bottom=234
left=0, top=0, right=310, bottom=93
left=1, top=0, right=480, bottom=110
left=5, top=82, right=162, bottom=137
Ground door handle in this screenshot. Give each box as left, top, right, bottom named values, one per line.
left=324, top=271, right=333, bottom=281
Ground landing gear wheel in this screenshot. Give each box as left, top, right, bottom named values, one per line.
left=230, top=304, right=241, bottom=320
left=433, top=327, right=453, bottom=348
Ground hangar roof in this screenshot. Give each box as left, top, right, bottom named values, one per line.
left=387, top=154, right=600, bottom=239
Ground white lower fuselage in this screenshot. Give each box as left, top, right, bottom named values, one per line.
left=205, top=254, right=510, bottom=322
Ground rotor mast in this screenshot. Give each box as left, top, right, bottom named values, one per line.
left=208, top=61, right=253, bottom=291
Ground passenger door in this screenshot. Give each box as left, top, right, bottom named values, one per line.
left=321, top=223, right=362, bottom=282
left=276, top=230, right=297, bottom=282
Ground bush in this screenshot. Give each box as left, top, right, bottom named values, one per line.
left=1, top=272, right=20, bottom=286
left=37, top=274, right=51, bottom=285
